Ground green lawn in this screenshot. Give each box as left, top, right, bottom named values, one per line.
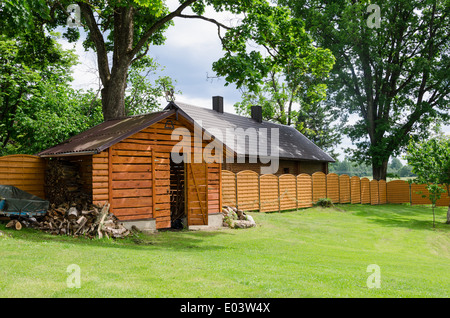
left=0, top=204, right=449, bottom=298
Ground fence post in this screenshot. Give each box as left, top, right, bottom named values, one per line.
left=278, top=175, right=281, bottom=213
left=258, top=175, right=261, bottom=212
left=235, top=172, right=238, bottom=209
left=295, top=174, right=299, bottom=210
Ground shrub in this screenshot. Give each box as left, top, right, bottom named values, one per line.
left=316, top=198, right=333, bottom=208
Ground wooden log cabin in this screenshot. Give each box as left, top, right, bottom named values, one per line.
left=38, top=105, right=223, bottom=232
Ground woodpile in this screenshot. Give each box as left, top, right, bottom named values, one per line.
left=222, top=205, right=256, bottom=229
left=13, top=202, right=131, bottom=239
left=44, top=159, right=90, bottom=207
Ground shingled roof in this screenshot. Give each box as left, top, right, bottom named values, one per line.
left=166, top=102, right=335, bottom=163
left=37, top=100, right=334, bottom=163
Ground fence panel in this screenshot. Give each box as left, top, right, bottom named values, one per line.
left=260, top=174, right=279, bottom=212
left=339, top=174, right=351, bottom=203
left=312, top=172, right=326, bottom=203
left=236, top=170, right=259, bottom=211
left=378, top=180, right=387, bottom=204
left=221, top=170, right=236, bottom=207
left=297, top=174, right=313, bottom=208
left=436, top=186, right=450, bottom=206
left=361, top=178, right=370, bottom=204
left=411, top=183, right=450, bottom=206
left=370, top=180, right=379, bottom=205
left=351, top=176, right=361, bottom=204
left=223, top=171, right=449, bottom=212
left=326, top=173, right=340, bottom=203
left=279, top=174, right=297, bottom=211
left=387, top=180, right=410, bottom=204
left=0, top=155, right=46, bottom=199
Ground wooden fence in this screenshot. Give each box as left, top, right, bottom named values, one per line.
left=222, top=170, right=450, bottom=212
left=0, top=155, right=46, bottom=199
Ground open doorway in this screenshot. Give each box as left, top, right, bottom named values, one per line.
left=169, top=158, right=185, bottom=229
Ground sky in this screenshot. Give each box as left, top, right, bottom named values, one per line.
left=60, top=1, right=448, bottom=163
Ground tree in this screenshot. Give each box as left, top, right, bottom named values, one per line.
left=284, top=0, right=450, bottom=180
left=234, top=73, right=342, bottom=158
left=9, top=0, right=322, bottom=122
left=389, top=158, right=403, bottom=172
left=0, top=33, right=103, bottom=155
left=124, top=56, right=178, bottom=116
left=405, top=136, right=450, bottom=225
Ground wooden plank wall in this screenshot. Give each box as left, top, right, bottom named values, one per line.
left=221, top=170, right=236, bottom=207
left=279, top=174, right=297, bottom=211
left=370, top=179, right=379, bottom=205
left=378, top=180, right=387, bottom=204
left=260, top=174, right=279, bottom=212
left=91, top=114, right=221, bottom=229
left=339, top=174, right=351, bottom=203
left=361, top=178, right=371, bottom=204
left=236, top=170, right=259, bottom=211
left=350, top=176, right=361, bottom=204
left=312, top=172, right=326, bottom=203
left=223, top=170, right=450, bottom=212
left=0, top=155, right=46, bottom=198
left=297, top=174, right=312, bottom=208
left=326, top=173, right=339, bottom=203
left=387, top=180, right=410, bottom=204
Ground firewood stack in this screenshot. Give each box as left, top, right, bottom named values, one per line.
left=17, top=203, right=131, bottom=238
left=44, top=159, right=89, bottom=208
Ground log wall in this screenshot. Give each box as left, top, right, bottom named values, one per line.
left=90, top=114, right=221, bottom=229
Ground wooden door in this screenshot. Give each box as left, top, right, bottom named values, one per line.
left=185, top=162, right=208, bottom=226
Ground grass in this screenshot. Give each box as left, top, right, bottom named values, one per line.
left=0, top=204, right=449, bottom=298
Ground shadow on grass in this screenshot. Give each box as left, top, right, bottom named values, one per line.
left=0, top=222, right=234, bottom=252
left=344, top=204, right=450, bottom=232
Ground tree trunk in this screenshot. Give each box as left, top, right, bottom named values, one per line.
left=372, top=159, right=388, bottom=181
left=101, top=67, right=130, bottom=121
left=447, top=204, right=450, bottom=224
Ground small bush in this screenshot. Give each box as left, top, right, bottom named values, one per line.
left=316, top=198, right=333, bottom=208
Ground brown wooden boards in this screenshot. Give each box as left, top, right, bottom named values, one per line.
left=326, top=173, right=339, bottom=203
left=236, top=170, right=259, bottom=211
left=297, top=173, right=312, bottom=208
left=279, top=174, right=297, bottom=211
left=0, top=155, right=46, bottom=199
left=186, top=162, right=208, bottom=226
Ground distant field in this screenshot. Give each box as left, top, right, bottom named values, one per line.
left=0, top=204, right=448, bottom=298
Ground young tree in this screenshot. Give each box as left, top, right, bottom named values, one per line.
left=405, top=136, right=450, bottom=225
left=284, top=0, right=450, bottom=180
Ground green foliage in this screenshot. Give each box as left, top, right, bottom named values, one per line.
left=234, top=70, right=342, bottom=158
left=405, top=136, right=450, bottom=187
left=315, top=197, right=333, bottom=208
left=0, top=34, right=103, bottom=156
left=329, top=158, right=373, bottom=177
left=283, top=0, right=450, bottom=178
left=405, top=136, right=450, bottom=226
left=125, top=56, right=178, bottom=116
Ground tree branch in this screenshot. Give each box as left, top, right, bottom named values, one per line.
left=177, top=14, right=232, bottom=30
left=130, top=0, right=198, bottom=58
left=77, top=2, right=111, bottom=84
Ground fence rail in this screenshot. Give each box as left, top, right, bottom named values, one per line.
left=222, top=170, right=450, bottom=212
left=0, top=155, right=46, bottom=199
